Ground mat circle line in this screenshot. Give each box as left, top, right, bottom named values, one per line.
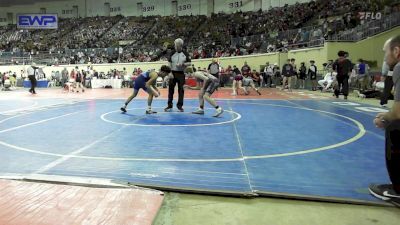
left=0, top=102, right=366, bottom=162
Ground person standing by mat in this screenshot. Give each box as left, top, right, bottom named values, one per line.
left=164, top=38, right=191, bottom=112
left=281, top=59, right=294, bottom=91
left=308, top=60, right=318, bottom=91
left=333, top=51, right=352, bottom=99
left=74, top=69, right=85, bottom=93
left=369, top=35, right=400, bottom=206
left=27, top=62, right=38, bottom=94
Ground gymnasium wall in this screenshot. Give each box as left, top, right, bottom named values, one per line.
left=287, top=47, right=327, bottom=71
left=0, top=52, right=286, bottom=78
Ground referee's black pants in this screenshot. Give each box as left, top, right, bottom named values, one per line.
left=28, top=75, right=37, bottom=94
left=385, top=120, right=400, bottom=193
left=168, top=71, right=185, bottom=109
left=380, top=76, right=393, bottom=106
left=334, top=76, right=349, bottom=97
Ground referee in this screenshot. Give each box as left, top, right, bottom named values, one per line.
left=165, top=38, right=191, bottom=112
left=369, top=35, right=400, bottom=206
left=27, top=62, right=38, bottom=94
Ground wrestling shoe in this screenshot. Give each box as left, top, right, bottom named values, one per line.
left=192, top=109, right=205, bottom=115
left=146, top=110, right=157, bottom=114
left=120, top=107, right=127, bottom=113
left=213, top=107, right=224, bottom=117
left=369, top=184, right=400, bottom=207
left=256, top=89, right=262, bottom=95
left=164, top=106, right=173, bottom=112
left=177, top=107, right=184, bottom=112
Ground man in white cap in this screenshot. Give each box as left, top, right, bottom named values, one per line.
left=165, top=38, right=191, bottom=112
left=27, top=62, right=38, bottom=94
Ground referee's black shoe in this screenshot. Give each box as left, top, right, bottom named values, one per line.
left=369, top=184, right=400, bottom=207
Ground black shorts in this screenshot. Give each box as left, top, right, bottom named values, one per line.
left=204, top=80, right=219, bottom=95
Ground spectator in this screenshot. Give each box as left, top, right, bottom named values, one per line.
left=308, top=60, right=318, bottom=91
left=318, top=68, right=337, bottom=91
left=263, top=62, right=274, bottom=88
left=273, top=63, right=281, bottom=87
left=291, top=58, right=298, bottom=89
left=298, top=62, right=307, bottom=89
left=357, top=59, right=370, bottom=91
left=333, top=50, right=352, bottom=99
left=281, top=59, right=294, bottom=91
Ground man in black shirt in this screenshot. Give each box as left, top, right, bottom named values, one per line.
left=333, top=51, right=352, bottom=99
left=281, top=59, right=294, bottom=91
left=308, top=60, right=318, bottom=91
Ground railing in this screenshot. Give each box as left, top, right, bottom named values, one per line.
left=0, top=47, right=121, bottom=65
left=231, top=25, right=322, bottom=47
left=327, top=12, right=400, bottom=41
left=230, top=11, right=400, bottom=52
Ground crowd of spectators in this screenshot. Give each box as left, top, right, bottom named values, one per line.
left=0, top=0, right=398, bottom=65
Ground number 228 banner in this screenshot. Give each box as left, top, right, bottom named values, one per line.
left=17, top=14, right=58, bottom=29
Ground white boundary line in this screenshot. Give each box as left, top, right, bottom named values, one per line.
left=0, top=110, right=84, bottom=134
left=0, top=101, right=39, bottom=114
left=100, top=107, right=242, bottom=127
left=34, top=126, right=127, bottom=174
left=228, top=101, right=253, bottom=189
left=0, top=100, right=93, bottom=125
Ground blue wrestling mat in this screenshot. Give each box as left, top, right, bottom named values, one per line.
left=0, top=98, right=390, bottom=204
